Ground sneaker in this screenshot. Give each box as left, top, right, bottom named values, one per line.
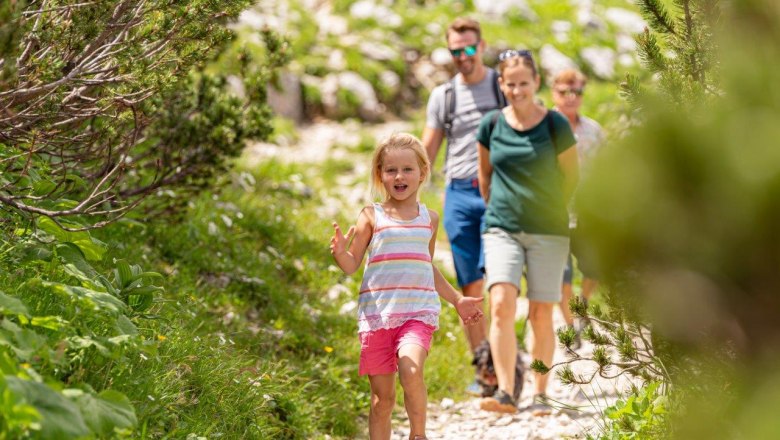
left=527, top=393, right=553, bottom=417
left=479, top=389, right=518, bottom=414
left=465, top=379, right=482, bottom=396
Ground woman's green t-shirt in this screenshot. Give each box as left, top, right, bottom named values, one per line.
left=476, top=109, right=576, bottom=236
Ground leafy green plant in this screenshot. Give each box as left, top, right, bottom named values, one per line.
left=591, top=382, right=670, bottom=440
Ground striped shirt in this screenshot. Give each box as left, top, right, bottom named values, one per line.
left=357, top=203, right=440, bottom=332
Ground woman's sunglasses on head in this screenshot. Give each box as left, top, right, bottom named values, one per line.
left=449, top=44, right=478, bottom=57
left=498, top=49, right=533, bottom=61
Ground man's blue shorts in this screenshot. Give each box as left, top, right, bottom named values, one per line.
left=443, top=178, right=486, bottom=288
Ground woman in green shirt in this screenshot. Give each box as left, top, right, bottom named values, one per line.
left=476, top=50, right=579, bottom=414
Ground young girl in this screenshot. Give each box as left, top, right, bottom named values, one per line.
left=330, top=133, right=484, bottom=440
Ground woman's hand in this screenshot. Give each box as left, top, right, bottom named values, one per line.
left=456, top=295, right=485, bottom=325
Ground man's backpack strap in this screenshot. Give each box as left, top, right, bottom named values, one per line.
left=491, top=69, right=507, bottom=108
left=443, top=77, right=457, bottom=138
left=484, top=110, right=502, bottom=147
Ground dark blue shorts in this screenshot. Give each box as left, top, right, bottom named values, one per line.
left=443, top=178, right=486, bottom=287
left=563, top=253, right=574, bottom=284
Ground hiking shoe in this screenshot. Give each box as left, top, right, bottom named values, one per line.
left=479, top=389, right=518, bottom=414
left=527, top=393, right=554, bottom=417
left=465, top=379, right=483, bottom=396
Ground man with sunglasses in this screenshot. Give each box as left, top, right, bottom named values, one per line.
left=422, top=17, right=506, bottom=396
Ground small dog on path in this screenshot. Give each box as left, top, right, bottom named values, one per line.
left=472, top=340, right=524, bottom=402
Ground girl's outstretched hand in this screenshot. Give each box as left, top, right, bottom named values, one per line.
left=455, top=296, right=484, bottom=326
left=330, top=222, right=355, bottom=257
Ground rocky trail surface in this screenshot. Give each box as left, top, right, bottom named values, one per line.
left=250, top=121, right=630, bottom=439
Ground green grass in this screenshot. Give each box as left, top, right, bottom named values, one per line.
left=0, top=156, right=375, bottom=438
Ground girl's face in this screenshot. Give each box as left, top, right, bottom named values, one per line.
left=500, top=64, right=540, bottom=108
left=379, top=148, right=425, bottom=202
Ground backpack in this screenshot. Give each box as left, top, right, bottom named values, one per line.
left=442, top=68, right=507, bottom=138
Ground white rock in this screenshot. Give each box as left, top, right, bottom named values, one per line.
left=441, top=397, right=455, bottom=409
left=238, top=9, right=267, bottom=30
left=605, top=7, right=647, bottom=34
left=380, top=70, right=401, bottom=93
left=226, top=75, right=246, bottom=99
left=318, top=14, right=348, bottom=36
left=339, top=300, right=357, bottom=315
left=349, top=0, right=375, bottom=19
left=338, top=71, right=381, bottom=118
left=580, top=46, right=616, bottom=79
left=474, top=0, right=537, bottom=20
left=539, top=44, right=579, bottom=84
left=619, top=53, right=636, bottom=67
left=327, top=50, right=347, bottom=71
left=426, top=22, right=443, bottom=36
left=360, top=41, right=398, bottom=61
left=327, top=283, right=351, bottom=301
left=431, top=47, right=453, bottom=66
left=551, top=20, right=572, bottom=43
left=616, top=33, right=638, bottom=53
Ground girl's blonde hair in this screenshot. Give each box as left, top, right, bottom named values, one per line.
left=370, top=133, right=430, bottom=200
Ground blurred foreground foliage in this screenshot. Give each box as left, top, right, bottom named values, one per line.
left=568, top=0, right=780, bottom=438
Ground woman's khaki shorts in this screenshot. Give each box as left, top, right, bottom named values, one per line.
left=483, top=227, right=570, bottom=303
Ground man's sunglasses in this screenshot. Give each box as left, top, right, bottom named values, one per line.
left=449, top=44, right=478, bottom=58
left=554, top=87, right=585, bottom=97
left=498, top=49, right=533, bottom=61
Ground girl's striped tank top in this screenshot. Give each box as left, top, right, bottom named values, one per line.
left=357, top=203, right=440, bottom=333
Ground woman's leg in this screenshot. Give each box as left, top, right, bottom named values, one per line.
left=488, top=282, right=519, bottom=394
left=528, top=300, right=556, bottom=394
left=397, top=344, right=428, bottom=440
left=368, top=373, right=396, bottom=440
left=581, top=277, right=598, bottom=301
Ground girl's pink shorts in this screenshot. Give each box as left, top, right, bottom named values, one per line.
left=358, top=319, right=436, bottom=376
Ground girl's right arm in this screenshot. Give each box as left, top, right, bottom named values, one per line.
left=330, top=206, right=374, bottom=275
left=477, top=141, right=492, bottom=203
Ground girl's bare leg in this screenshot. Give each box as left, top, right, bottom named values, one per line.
left=368, top=373, right=396, bottom=440
left=398, top=344, right=428, bottom=440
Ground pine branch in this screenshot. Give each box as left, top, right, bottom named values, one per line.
left=637, top=0, right=678, bottom=35
left=637, top=28, right=667, bottom=73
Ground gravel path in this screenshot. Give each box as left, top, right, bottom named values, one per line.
left=390, top=301, right=633, bottom=440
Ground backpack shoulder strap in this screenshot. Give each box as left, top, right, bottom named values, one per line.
left=546, top=109, right=559, bottom=150
left=490, top=69, right=507, bottom=108
left=485, top=110, right=501, bottom=146
left=443, top=77, right=457, bottom=138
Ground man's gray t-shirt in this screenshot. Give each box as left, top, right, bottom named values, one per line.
left=426, top=69, right=504, bottom=182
